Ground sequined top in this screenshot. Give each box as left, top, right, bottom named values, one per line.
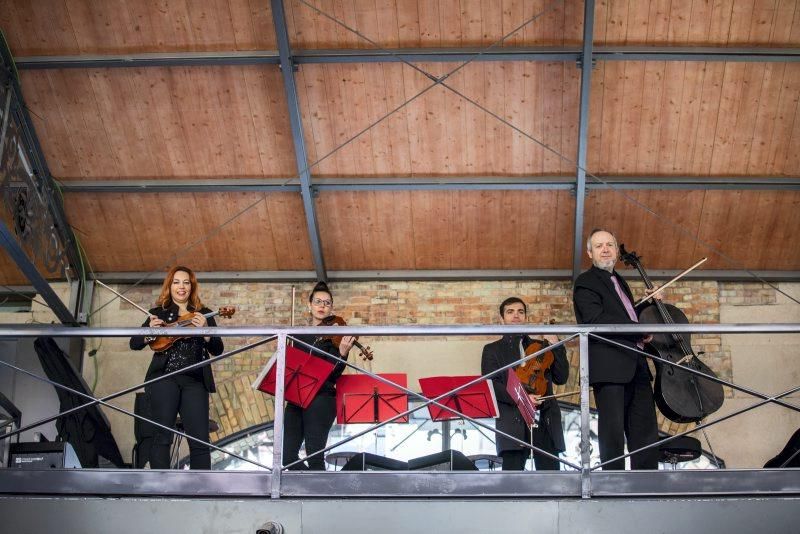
left=163, top=337, right=205, bottom=377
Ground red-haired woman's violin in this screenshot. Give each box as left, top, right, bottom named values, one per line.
left=147, top=306, right=236, bottom=352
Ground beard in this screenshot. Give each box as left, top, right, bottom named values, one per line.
left=593, top=257, right=616, bottom=272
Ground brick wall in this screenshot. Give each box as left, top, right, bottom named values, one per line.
left=108, top=279, right=740, bottom=441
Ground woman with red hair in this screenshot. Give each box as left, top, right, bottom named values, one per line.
left=130, top=266, right=223, bottom=469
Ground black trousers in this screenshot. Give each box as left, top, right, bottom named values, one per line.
left=500, top=421, right=561, bottom=471
left=282, top=391, right=336, bottom=470
left=147, top=374, right=210, bottom=470
left=593, top=364, right=660, bottom=470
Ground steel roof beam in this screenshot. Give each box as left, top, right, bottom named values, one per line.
left=14, top=47, right=800, bottom=70
left=52, top=176, right=800, bottom=193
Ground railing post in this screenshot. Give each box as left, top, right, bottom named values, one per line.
left=270, top=333, right=287, bottom=498
left=579, top=332, right=592, bottom=499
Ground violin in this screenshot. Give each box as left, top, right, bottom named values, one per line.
left=619, top=245, right=724, bottom=423
left=319, top=314, right=374, bottom=361
left=147, top=306, right=236, bottom=352
left=514, top=320, right=557, bottom=397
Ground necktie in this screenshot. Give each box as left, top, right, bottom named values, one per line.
left=610, top=275, right=638, bottom=322
left=611, top=275, right=644, bottom=349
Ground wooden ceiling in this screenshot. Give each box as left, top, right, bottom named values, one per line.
left=1, top=0, right=800, bottom=284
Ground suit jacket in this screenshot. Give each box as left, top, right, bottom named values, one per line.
left=482, top=335, right=569, bottom=454
left=130, top=304, right=223, bottom=393
left=573, top=265, right=649, bottom=384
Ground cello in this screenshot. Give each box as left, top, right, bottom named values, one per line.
left=619, top=245, right=724, bottom=423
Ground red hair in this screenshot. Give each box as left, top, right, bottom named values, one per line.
left=155, top=266, right=204, bottom=310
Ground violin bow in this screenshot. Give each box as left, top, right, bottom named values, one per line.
left=635, top=257, right=708, bottom=307
left=95, top=280, right=152, bottom=317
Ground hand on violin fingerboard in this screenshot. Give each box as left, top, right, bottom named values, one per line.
left=339, top=335, right=356, bottom=356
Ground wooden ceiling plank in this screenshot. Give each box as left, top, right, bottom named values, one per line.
left=296, top=64, right=335, bottom=175
left=634, top=61, right=667, bottom=174
left=542, top=62, right=565, bottom=174
left=768, top=0, right=799, bottom=45
left=263, top=192, right=314, bottom=271
left=561, top=61, right=581, bottom=174
left=625, top=0, right=651, bottom=45
left=727, top=0, right=758, bottom=45
left=655, top=61, right=687, bottom=174
left=359, top=191, right=415, bottom=270
left=85, top=69, right=150, bottom=178
left=667, top=0, right=693, bottom=44
left=748, top=0, right=780, bottom=44
left=645, top=0, right=672, bottom=43
left=689, top=61, right=725, bottom=176
left=65, top=0, right=144, bottom=54
left=410, top=191, right=452, bottom=269
left=706, top=0, right=736, bottom=45
left=395, top=0, right=421, bottom=47
left=766, top=64, right=800, bottom=174
left=586, top=61, right=606, bottom=171
left=143, top=69, right=193, bottom=178
left=505, top=62, right=530, bottom=174
left=317, top=191, right=364, bottom=269
left=598, top=60, right=626, bottom=174
left=747, top=62, right=787, bottom=174
left=672, top=61, right=706, bottom=175
left=19, top=70, right=86, bottom=179
left=686, top=0, right=715, bottom=45
left=346, top=64, right=380, bottom=175
left=708, top=63, right=746, bottom=174
left=228, top=0, right=277, bottom=50
left=381, top=63, right=413, bottom=176
left=460, top=61, right=488, bottom=175
left=592, top=0, right=610, bottom=45
left=483, top=62, right=507, bottom=174
left=616, top=61, right=646, bottom=174
left=606, top=0, right=631, bottom=43
left=727, top=62, right=768, bottom=173
left=459, top=0, right=482, bottom=44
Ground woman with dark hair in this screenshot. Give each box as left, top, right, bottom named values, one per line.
left=282, top=281, right=355, bottom=470
left=130, top=266, right=223, bottom=470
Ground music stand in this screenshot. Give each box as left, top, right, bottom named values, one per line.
left=252, top=346, right=335, bottom=408
left=336, top=374, right=409, bottom=424
left=505, top=369, right=538, bottom=428
left=418, top=376, right=498, bottom=422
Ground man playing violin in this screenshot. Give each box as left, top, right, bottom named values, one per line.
left=481, top=297, right=569, bottom=471
left=573, top=228, right=660, bottom=470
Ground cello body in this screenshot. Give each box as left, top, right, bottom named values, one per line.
left=639, top=304, right=724, bottom=423
left=620, top=245, right=724, bottom=424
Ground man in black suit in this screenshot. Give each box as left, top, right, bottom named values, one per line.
left=481, top=297, right=569, bottom=470
left=573, top=229, right=660, bottom=470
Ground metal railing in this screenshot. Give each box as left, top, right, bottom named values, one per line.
left=0, top=323, right=798, bottom=499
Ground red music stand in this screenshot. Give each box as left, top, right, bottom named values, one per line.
left=505, top=369, right=538, bottom=427
left=252, top=345, right=335, bottom=408
left=418, top=376, right=499, bottom=422
left=336, top=374, right=409, bottom=424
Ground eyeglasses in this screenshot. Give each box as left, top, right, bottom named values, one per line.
left=312, top=298, right=332, bottom=307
